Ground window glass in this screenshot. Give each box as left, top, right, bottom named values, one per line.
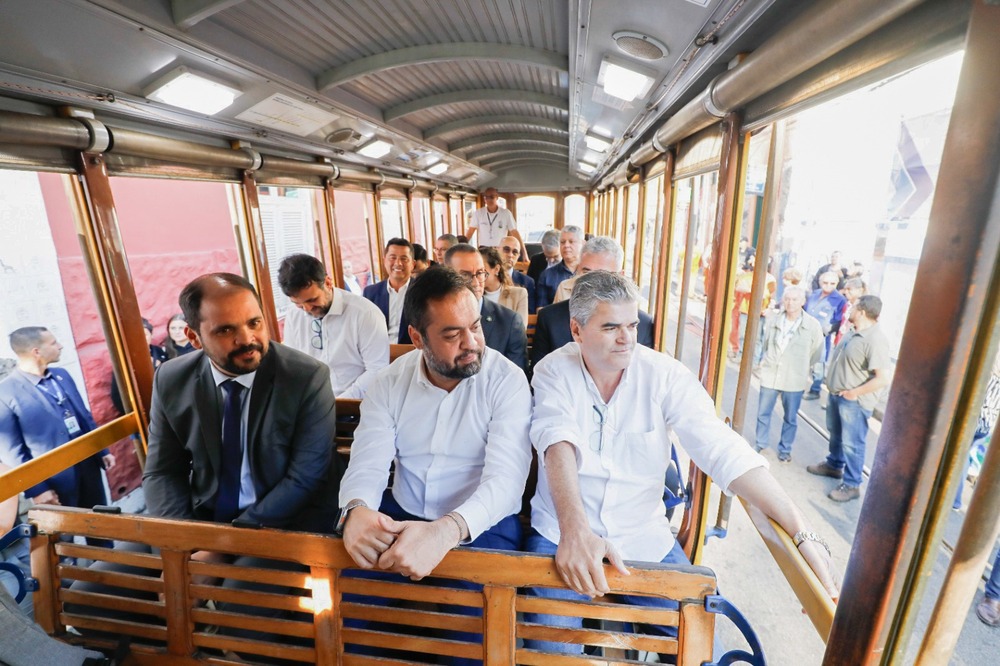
left=333, top=189, right=376, bottom=288
left=411, top=196, right=430, bottom=248
left=565, top=193, right=587, bottom=229
left=434, top=199, right=449, bottom=243
left=516, top=195, right=555, bottom=243
left=379, top=197, right=407, bottom=242
left=623, top=185, right=641, bottom=279
left=462, top=199, right=475, bottom=235
left=639, top=175, right=664, bottom=314
left=257, top=186, right=320, bottom=319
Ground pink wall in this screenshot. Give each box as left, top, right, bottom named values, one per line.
left=334, top=190, right=374, bottom=288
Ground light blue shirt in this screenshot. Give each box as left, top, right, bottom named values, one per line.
left=209, top=366, right=257, bottom=511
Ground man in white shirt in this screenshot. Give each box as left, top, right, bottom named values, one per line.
left=363, top=238, right=415, bottom=344
left=277, top=253, right=389, bottom=399
left=341, top=260, right=364, bottom=295
left=339, top=266, right=531, bottom=578
left=466, top=187, right=526, bottom=255
left=525, top=270, right=838, bottom=654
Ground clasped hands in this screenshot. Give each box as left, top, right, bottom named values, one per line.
left=343, top=506, right=461, bottom=581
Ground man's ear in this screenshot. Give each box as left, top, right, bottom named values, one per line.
left=185, top=325, right=203, bottom=350
left=324, top=275, right=334, bottom=290
left=570, top=318, right=583, bottom=344
left=408, top=325, right=424, bottom=350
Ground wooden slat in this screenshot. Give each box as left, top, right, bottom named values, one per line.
left=340, top=602, right=481, bottom=633
left=60, top=613, right=168, bottom=641
left=58, top=564, right=163, bottom=594
left=189, top=583, right=312, bottom=613
left=192, top=632, right=315, bottom=662
left=161, top=550, right=195, bottom=656
left=389, top=344, right=415, bottom=361
left=188, top=561, right=310, bottom=588
left=341, top=628, right=482, bottom=661
left=190, top=607, right=314, bottom=638
left=342, top=655, right=428, bottom=666
left=678, top=601, right=715, bottom=663
left=55, top=542, right=163, bottom=570
left=339, top=576, right=483, bottom=608
left=517, top=624, right=677, bottom=654
left=516, top=595, right=678, bottom=625
left=484, top=586, right=517, bottom=664
left=30, top=532, right=60, bottom=634
left=58, top=588, right=165, bottom=619
left=515, top=649, right=645, bottom=666
left=311, top=566, right=339, bottom=666
left=514, top=261, right=530, bottom=273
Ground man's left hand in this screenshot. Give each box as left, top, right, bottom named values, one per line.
left=798, top=540, right=841, bottom=601
left=838, top=388, right=859, bottom=401
left=101, top=454, right=117, bottom=470
left=376, top=518, right=460, bottom=580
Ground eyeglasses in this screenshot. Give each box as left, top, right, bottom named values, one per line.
left=590, top=404, right=611, bottom=452
left=500, top=246, right=519, bottom=254
left=483, top=195, right=498, bottom=200
left=310, top=318, right=323, bottom=350
left=460, top=270, right=489, bottom=283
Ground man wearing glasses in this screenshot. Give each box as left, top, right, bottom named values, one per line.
left=523, top=271, right=839, bottom=655
left=444, top=243, right=527, bottom=371
left=466, top=187, right=526, bottom=257
left=277, top=254, right=388, bottom=399
left=498, top=235, right=536, bottom=314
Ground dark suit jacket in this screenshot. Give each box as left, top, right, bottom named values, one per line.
left=526, top=253, right=550, bottom=283
left=531, top=300, right=655, bottom=368
left=363, top=279, right=412, bottom=344
left=511, top=269, right=537, bottom=314
left=481, top=299, right=527, bottom=370
left=143, top=343, right=341, bottom=532
left=0, top=368, right=105, bottom=505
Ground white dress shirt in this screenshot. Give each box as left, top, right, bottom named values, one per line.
left=469, top=207, right=517, bottom=247
left=209, top=365, right=257, bottom=511
left=530, top=343, right=766, bottom=562
left=339, top=347, right=532, bottom=540
left=283, top=288, right=389, bottom=399
left=387, top=280, right=409, bottom=342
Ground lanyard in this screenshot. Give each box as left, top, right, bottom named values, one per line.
left=36, top=375, right=67, bottom=405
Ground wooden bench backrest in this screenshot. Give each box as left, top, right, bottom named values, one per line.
left=526, top=313, right=537, bottom=350
left=29, top=507, right=718, bottom=665
left=390, top=343, right=415, bottom=361
left=514, top=261, right=529, bottom=274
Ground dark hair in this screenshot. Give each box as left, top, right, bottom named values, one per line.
left=412, top=243, right=429, bottom=263
left=479, top=247, right=510, bottom=286
left=384, top=237, right=412, bottom=254
left=854, top=295, right=882, bottom=321
left=444, top=242, right=479, bottom=264
left=457, top=235, right=468, bottom=243
left=278, top=253, right=326, bottom=296
left=141, top=317, right=153, bottom=333
left=9, top=326, right=49, bottom=355
left=179, top=273, right=260, bottom=333
left=403, top=266, right=473, bottom=336
left=162, top=313, right=189, bottom=359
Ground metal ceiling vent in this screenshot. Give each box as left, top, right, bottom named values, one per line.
left=612, top=31, right=668, bottom=61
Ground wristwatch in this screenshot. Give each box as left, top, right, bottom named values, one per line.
left=335, top=498, right=367, bottom=535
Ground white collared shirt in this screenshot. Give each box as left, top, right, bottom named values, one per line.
left=387, top=280, right=409, bottom=342
left=469, top=207, right=517, bottom=247
left=209, top=365, right=257, bottom=511
left=529, top=343, right=766, bottom=562
left=283, top=288, right=389, bottom=399
left=339, top=347, right=532, bottom=540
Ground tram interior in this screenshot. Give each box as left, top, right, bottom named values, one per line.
left=2, top=1, right=1000, bottom=664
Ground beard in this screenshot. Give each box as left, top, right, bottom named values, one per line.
left=424, top=346, right=483, bottom=380
left=215, top=342, right=266, bottom=375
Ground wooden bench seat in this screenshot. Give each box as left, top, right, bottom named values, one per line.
left=25, top=507, right=739, bottom=665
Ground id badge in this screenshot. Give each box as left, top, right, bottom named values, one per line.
left=63, top=413, right=81, bottom=435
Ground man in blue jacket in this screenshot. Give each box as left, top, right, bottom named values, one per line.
left=364, top=238, right=415, bottom=344
left=0, top=326, right=115, bottom=512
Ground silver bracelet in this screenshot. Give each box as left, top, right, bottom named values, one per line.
left=443, top=512, right=465, bottom=546
left=792, top=530, right=831, bottom=556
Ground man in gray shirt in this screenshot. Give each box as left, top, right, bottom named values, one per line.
left=807, top=295, right=892, bottom=502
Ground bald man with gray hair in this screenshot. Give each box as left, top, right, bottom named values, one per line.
left=536, top=225, right=584, bottom=309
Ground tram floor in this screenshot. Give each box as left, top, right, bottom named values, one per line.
left=687, top=345, right=997, bottom=665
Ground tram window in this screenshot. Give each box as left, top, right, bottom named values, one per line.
left=564, top=193, right=586, bottom=229
left=257, top=186, right=321, bottom=319
left=410, top=196, right=431, bottom=247
left=517, top=195, right=555, bottom=243
left=623, top=184, right=641, bottom=280
left=378, top=196, right=407, bottom=242
left=666, top=171, right=719, bottom=372
left=433, top=198, right=449, bottom=243
left=462, top=199, right=475, bottom=236
left=639, top=174, right=665, bottom=314
left=1, top=170, right=141, bottom=499
left=332, top=189, right=376, bottom=289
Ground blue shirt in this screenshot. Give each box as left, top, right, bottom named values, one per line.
left=805, top=289, right=847, bottom=336
left=535, top=261, right=574, bottom=309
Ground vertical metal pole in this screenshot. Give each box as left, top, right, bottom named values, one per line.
left=673, top=182, right=697, bottom=362
left=322, top=180, right=345, bottom=289
left=652, top=152, right=676, bottom=351
left=405, top=189, right=417, bottom=241
left=76, top=154, right=153, bottom=444
left=239, top=171, right=280, bottom=340
left=371, top=189, right=386, bottom=281
left=826, top=4, right=1000, bottom=663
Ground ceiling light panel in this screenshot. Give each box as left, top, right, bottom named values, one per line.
left=598, top=57, right=656, bottom=103
left=585, top=133, right=612, bottom=152
left=358, top=139, right=393, bottom=158
left=144, top=66, right=241, bottom=115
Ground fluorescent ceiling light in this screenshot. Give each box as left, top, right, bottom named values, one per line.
left=428, top=162, right=449, bottom=175
left=598, top=58, right=655, bottom=103
left=585, top=132, right=612, bottom=152
left=144, top=66, right=241, bottom=115
left=358, top=139, right=393, bottom=158
left=578, top=161, right=597, bottom=174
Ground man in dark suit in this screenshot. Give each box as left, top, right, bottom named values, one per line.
left=0, top=327, right=115, bottom=514
left=144, top=272, right=339, bottom=531
left=532, top=236, right=654, bottom=368
left=499, top=235, right=536, bottom=314
left=527, top=229, right=561, bottom=283
left=363, top=238, right=414, bottom=344
left=446, top=244, right=527, bottom=371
